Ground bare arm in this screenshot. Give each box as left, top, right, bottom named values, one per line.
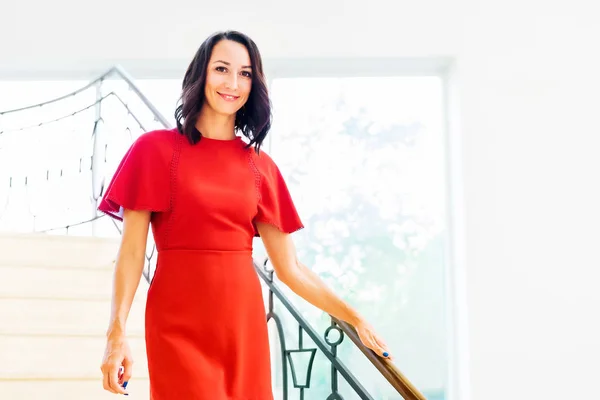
left=256, top=222, right=363, bottom=325
left=257, top=221, right=391, bottom=358
left=106, top=209, right=151, bottom=337
left=101, top=208, right=151, bottom=395
left=257, top=222, right=391, bottom=358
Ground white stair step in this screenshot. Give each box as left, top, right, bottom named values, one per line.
left=0, top=379, right=150, bottom=400
left=0, top=295, right=146, bottom=336
left=0, top=233, right=120, bottom=269
left=0, top=233, right=155, bottom=400
left=0, top=335, right=149, bottom=379
left=0, top=264, right=141, bottom=300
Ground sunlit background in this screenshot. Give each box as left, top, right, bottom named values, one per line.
left=1, top=1, right=599, bottom=400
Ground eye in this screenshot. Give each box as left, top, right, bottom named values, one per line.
left=216, top=66, right=227, bottom=72
left=241, top=71, right=252, bottom=78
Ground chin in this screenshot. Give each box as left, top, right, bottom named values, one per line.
left=218, top=106, right=241, bottom=116
left=205, top=102, right=238, bottom=117
left=213, top=100, right=244, bottom=116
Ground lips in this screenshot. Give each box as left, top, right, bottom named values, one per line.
left=217, top=92, right=239, bottom=102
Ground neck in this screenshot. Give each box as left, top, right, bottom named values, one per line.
left=195, top=105, right=237, bottom=140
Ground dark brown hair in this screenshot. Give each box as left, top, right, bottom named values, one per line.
left=174, top=30, right=271, bottom=153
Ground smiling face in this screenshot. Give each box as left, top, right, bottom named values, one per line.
left=203, top=39, right=253, bottom=117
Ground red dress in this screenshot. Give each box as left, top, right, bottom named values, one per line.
left=98, top=128, right=304, bottom=399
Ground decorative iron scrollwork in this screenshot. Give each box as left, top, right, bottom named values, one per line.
left=257, top=258, right=373, bottom=400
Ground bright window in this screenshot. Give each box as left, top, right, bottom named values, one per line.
left=266, top=76, right=449, bottom=399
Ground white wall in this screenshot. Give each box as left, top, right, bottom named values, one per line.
left=2, top=1, right=600, bottom=399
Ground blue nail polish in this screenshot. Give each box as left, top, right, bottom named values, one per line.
left=383, top=352, right=389, bottom=357
left=123, top=381, right=128, bottom=388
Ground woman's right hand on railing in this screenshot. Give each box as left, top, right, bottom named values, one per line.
left=100, top=332, right=133, bottom=395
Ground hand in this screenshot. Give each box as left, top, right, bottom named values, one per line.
left=100, top=334, right=133, bottom=395
left=354, top=319, right=393, bottom=361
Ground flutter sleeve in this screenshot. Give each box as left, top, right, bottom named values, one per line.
left=253, top=151, right=304, bottom=236
left=98, top=130, right=173, bottom=221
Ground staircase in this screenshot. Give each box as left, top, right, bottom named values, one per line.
left=0, top=65, right=428, bottom=400
left=0, top=232, right=150, bottom=399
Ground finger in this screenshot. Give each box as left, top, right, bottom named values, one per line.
left=108, top=364, right=127, bottom=395
left=374, top=335, right=392, bottom=360
left=122, top=358, right=133, bottom=385
left=102, top=366, right=112, bottom=392
left=359, top=330, right=381, bottom=354
left=361, top=333, right=380, bottom=354
left=367, top=333, right=389, bottom=359
left=118, top=365, right=130, bottom=396
left=374, top=333, right=389, bottom=349
left=357, top=327, right=389, bottom=359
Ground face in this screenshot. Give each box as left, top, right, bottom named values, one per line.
left=203, top=39, right=253, bottom=117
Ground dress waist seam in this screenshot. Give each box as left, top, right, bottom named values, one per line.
left=159, top=248, right=252, bottom=254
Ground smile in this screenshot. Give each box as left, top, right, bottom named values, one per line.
left=217, top=92, right=239, bottom=102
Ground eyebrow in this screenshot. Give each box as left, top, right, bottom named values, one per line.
left=213, top=60, right=252, bottom=69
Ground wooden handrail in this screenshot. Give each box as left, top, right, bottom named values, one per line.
left=332, top=317, right=428, bottom=400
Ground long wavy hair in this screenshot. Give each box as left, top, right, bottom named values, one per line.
left=174, top=30, right=271, bottom=153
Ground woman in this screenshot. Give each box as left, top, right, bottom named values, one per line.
left=99, top=30, right=391, bottom=399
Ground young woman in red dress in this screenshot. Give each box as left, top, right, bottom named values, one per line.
left=98, top=30, right=391, bottom=399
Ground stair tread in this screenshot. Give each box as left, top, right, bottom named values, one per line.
left=0, top=232, right=152, bottom=400
left=0, top=379, right=150, bottom=399
left=0, top=296, right=146, bottom=335
left=0, top=335, right=149, bottom=378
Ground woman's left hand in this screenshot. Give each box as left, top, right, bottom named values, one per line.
left=354, top=319, right=393, bottom=361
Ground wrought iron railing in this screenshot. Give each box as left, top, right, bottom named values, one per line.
left=0, top=65, right=169, bottom=282
left=256, top=258, right=427, bottom=400
left=0, top=66, right=427, bottom=400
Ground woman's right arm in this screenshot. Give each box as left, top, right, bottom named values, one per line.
left=101, top=209, right=151, bottom=395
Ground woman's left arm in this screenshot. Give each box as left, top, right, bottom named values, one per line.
left=257, top=222, right=392, bottom=360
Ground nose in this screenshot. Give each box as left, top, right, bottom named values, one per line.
left=226, top=73, right=239, bottom=90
